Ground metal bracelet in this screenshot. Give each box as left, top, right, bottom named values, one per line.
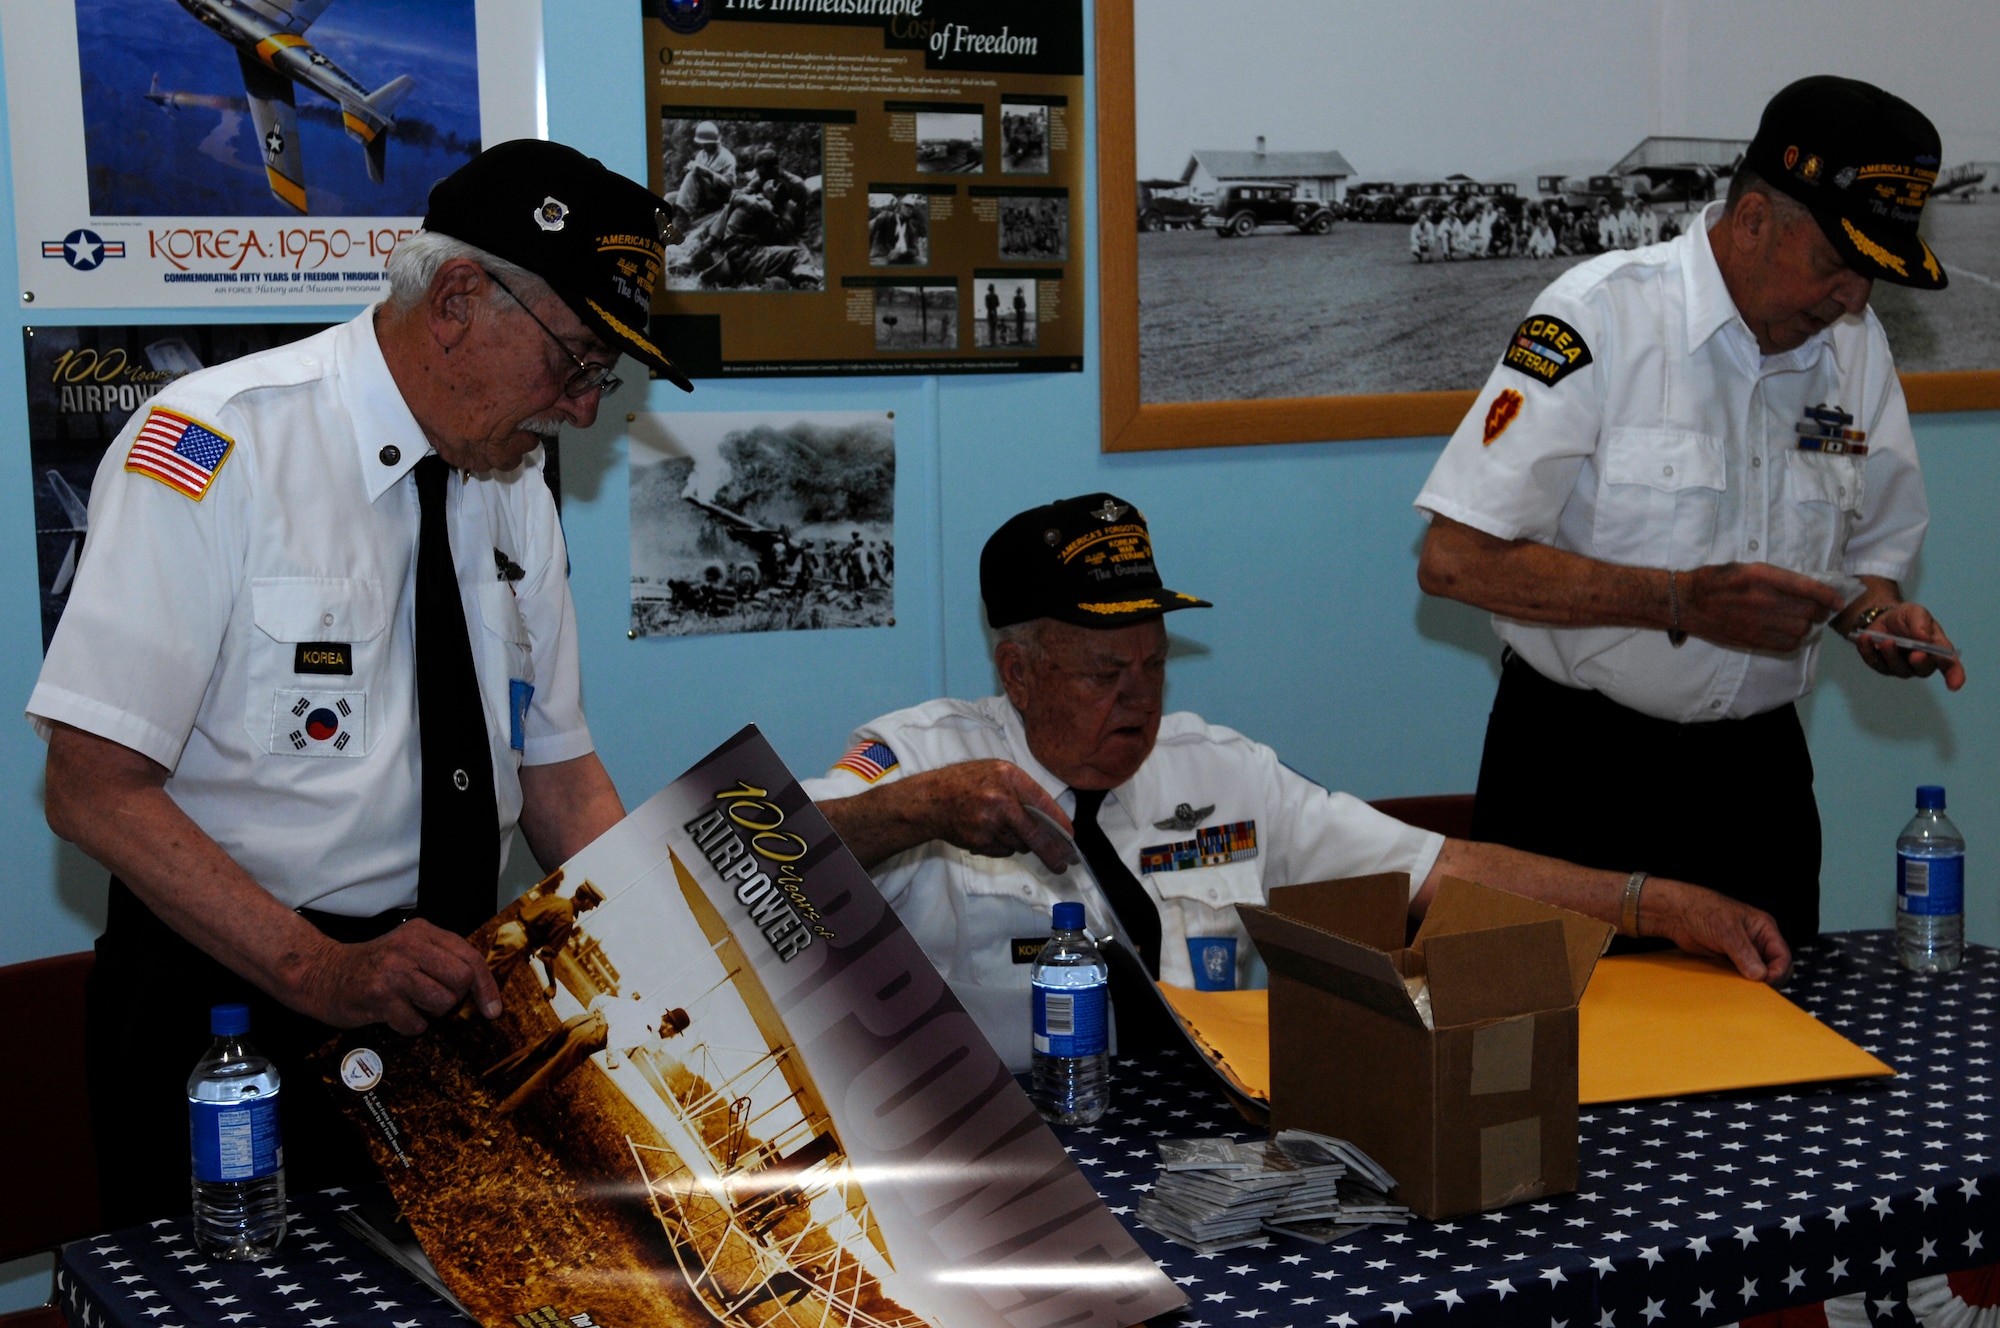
left=1850, top=603, right=1895, bottom=637
left=1620, top=870, right=1648, bottom=938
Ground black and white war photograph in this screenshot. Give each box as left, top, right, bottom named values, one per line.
left=659, top=114, right=825, bottom=291
left=915, top=109, right=983, bottom=174
left=866, top=191, right=929, bottom=266
left=999, top=193, right=1069, bottom=260
left=973, top=276, right=1038, bottom=349
left=1133, top=0, right=2000, bottom=406
left=872, top=281, right=959, bottom=352
left=630, top=411, right=894, bottom=637
left=1001, top=100, right=1051, bottom=175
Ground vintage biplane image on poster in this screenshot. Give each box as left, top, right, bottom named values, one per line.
left=629, top=411, right=893, bottom=638
left=22, top=321, right=331, bottom=648
left=315, top=727, right=1184, bottom=1328
left=642, top=0, right=1084, bottom=375
left=1, top=0, right=542, bottom=307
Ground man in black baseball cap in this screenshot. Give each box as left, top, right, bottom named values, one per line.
left=1416, top=75, right=1961, bottom=960
left=800, top=495, right=1791, bottom=1073
left=39, top=137, right=676, bottom=1224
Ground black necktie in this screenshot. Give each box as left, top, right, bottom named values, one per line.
left=413, top=456, right=499, bottom=935
left=1069, top=788, right=1178, bottom=1056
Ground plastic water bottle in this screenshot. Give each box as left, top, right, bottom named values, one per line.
left=188, top=1003, right=286, bottom=1258
left=1031, top=901, right=1110, bottom=1124
left=1897, top=785, right=1966, bottom=974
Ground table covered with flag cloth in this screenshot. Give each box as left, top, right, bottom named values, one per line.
left=53, top=931, right=2000, bottom=1328
left=1060, top=932, right=2000, bottom=1328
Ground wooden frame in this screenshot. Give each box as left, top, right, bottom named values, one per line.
left=1095, top=0, right=2000, bottom=454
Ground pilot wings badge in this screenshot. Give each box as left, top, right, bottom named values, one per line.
left=1091, top=499, right=1129, bottom=523
left=1154, top=802, right=1214, bottom=832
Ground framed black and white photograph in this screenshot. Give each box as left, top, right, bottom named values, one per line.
left=658, top=114, right=825, bottom=292
left=629, top=411, right=894, bottom=638
left=998, top=193, right=1068, bottom=261
left=866, top=191, right=929, bottom=266
left=915, top=109, right=983, bottom=175
left=872, top=281, right=958, bottom=352
left=1001, top=101, right=1051, bottom=175
left=1096, top=0, right=2000, bottom=452
left=972, top=276, right=1037, bottom=349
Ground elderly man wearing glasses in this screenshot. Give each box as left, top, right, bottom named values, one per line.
left=29, top=140, right=692, bottom=1225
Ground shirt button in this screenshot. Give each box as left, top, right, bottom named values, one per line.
left=1837, top=487, right=1847, bottom=501
left=1208, top=888, right=1219, bottom=900
left=321, top=611, right=334, bottom=627
left=1748, top=539, right=1760, bottom=552
left=1710, top=701, right=1723, bottom=711
left=298, top=354, right=316, bottom=368
left=1021, top=884, right=1033, bottom=898
left=453, top=769, right=469, bottom=791
left=1752, top=456, right=1763, bottom=469
left=1662, top=464, right=1675, bottom=478
left=379, top=445, right=401, bottom=466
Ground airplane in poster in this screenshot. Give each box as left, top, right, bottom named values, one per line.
left=171, top=0, right=416, bottom=213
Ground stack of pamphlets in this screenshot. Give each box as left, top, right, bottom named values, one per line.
left=1136, top=1130, right=1413, bottom=1252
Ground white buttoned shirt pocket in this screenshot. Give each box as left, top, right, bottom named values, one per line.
left=473, top=580, right=534, bottom=763
left=1591, top=428, right=1726, bottom=568
left=1778, top=448, right=1864, bottom=572
left=1147, top=859, right=1264, bottom=989
left=247, top=577, right=386, bottom=755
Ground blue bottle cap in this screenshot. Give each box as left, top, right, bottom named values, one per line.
left=210, top=1003, right=250, bottom=1037
left=1051, top=901, right=1085, bottom=931
left=1917, top=785, right=1947, bottom=810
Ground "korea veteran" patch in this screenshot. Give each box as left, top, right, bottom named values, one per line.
left=1501, top=314, right=1593, bottom=387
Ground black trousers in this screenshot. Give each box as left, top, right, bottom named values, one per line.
left=1469, top=651, right=1821, bottom=947
left=85, top=880, right=401, bottom=1228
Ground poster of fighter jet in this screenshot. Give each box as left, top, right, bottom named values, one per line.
left=1, top=0, right=542, bottom=307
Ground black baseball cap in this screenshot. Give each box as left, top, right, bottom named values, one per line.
left=981, top=493, right=1211, bottom=630
left=1742, top=76, right=1948, bottom=290
left=423, top=139, right=695, bottom=390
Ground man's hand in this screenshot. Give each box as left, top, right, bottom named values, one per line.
left=287, top=921, right=502, bottom=1036
left=1681, top=562, right=1845, bottom=653
left=818, top=759, right=1076, bottom=872
left=1850, top=600, right=1966, bottom=690
left=1639, top=877, right=1792, bottom=984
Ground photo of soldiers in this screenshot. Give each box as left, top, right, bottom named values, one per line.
left=660, top=115, right=825, bottom=291
left=1000, top=101, right=1050, bottom=174
left=972, top=276, right=1038, bottom=349
left=1130, top=0, right=2000, bottom=405
left=998, top=194, right=1068, bottom=260
left=872, top=283, right=959, bottom=351
left=915, top=109, right=983, bottom=174
left=866, top=191, right=929, bottom=266
left=629, top=411, right=895, bottom=637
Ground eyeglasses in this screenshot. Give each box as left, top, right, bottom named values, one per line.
left=483, top=269, right=623, bottom=399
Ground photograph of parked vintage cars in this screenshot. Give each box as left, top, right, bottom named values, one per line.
left=1100, top=0, right=2000, bottom=450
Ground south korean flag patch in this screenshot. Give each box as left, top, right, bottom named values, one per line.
left=269, top=690, right=365, bottom=757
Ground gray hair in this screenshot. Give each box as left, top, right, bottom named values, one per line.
left=383, top=230, right=556, bottom=312
left=994, top=618, right=1051, bottom=662
left=1723, top=167, right=1814, bottom=230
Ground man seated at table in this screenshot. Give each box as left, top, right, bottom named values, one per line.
left=803, top=493, right=1793, bottom=1072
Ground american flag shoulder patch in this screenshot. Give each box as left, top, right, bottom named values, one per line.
left=125, top=406, right=235, bottom=501
left=833, top=739, right=899, bottom=783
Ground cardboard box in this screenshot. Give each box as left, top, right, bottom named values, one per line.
left=1238, top=874, right=1612, bottom=1220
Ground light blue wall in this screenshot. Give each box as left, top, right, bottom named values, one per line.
left=2, top=1, right=1995, bottom=1306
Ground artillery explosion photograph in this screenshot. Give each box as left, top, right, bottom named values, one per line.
left=72, top=0, right=481, bottom=217
left=629, top=411, right=894, bottom=638
left=1130, top=0, right=2000, bottom=407
left=660, top=114, right=826, bottom=291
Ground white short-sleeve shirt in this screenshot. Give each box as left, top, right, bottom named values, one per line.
left=800, top=695, right=1444, bottom=1072
left=1415, top=201, right=1929, bottom=723
left=27, top=308, right=593, bottom=917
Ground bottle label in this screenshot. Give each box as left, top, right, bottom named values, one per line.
left=190, top=1093, right=282, bottom=1183
left=1898, top=852, right=1965, bottom=917
left=1032, top=979, right=1107, bottom=1058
